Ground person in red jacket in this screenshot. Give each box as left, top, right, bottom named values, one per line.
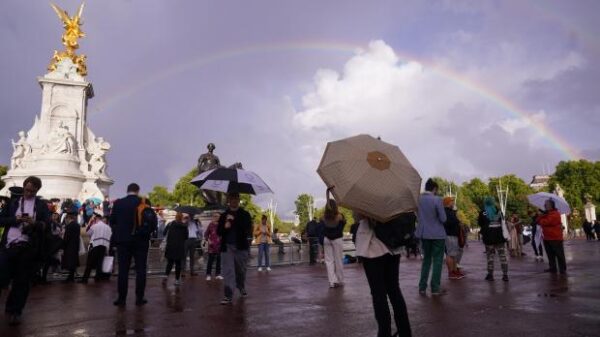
left=536, top=199, right=566, bottom=275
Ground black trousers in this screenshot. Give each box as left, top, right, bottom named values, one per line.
left=362, top=254, right=412, bottom=337
left=543, top=240, right=566, bottom=273
left=206, top=253, right=221, bottom=275
left=116, top=240, right=149, bottom=301
left=0, top=245, right=36, bottom=315
left=165, top=259, right=182, bottom=279
left=308, top=238, right=319, bottom=263
left=82, top=246, right=107, bottom=281
left=273, top=239, right=285, bottom=253
left=532, top=239, right=543, bottom=257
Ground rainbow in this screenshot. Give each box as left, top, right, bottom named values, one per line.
left=90, top=40, right=581, bottom=160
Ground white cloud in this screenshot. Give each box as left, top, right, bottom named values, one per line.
left=290, top=40, right=563, bottom=188
left=499, top=110, right=547, bottom=135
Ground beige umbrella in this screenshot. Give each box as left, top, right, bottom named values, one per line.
left=317, top=134, right=421, bottom=222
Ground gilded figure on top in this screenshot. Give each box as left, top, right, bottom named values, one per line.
left=47, top=3, right=88, bottom=76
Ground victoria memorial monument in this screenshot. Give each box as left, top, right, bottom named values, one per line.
left=0, top=3, right=113, bottom=200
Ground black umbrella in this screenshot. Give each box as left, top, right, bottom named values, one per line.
left=190, top=167, right=273, bottom=195
left=173, top=205, right=204, bottom=215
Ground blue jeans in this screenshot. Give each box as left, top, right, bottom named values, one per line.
left=258, top=243, right=270, bottom=268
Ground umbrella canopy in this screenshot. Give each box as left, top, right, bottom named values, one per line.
left=191, top=168, right=273, bottom=195
left=86, top=197, right=103, bottom=206
left=527, top=192, right=571, bottom=214
left=317, top=134, right=422, bottom=222
left=173, top=205, right=204, bottom=215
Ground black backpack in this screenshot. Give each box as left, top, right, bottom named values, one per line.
left=132, top=198, right=158, bottom=238
left=374, top=212, right=417, bottom=249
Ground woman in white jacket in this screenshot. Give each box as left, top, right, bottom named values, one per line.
left=355, top=213, right=412, bottom=337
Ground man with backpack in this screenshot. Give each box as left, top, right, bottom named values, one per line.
left=110, top=183, right=157, bottom=307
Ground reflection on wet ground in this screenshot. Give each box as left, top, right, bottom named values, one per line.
left=1, top=240, right=599, bottom=337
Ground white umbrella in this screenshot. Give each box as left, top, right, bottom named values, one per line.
left=191, top=167, right=273, bottom=195
left=527, top=192, right=571, bottom=214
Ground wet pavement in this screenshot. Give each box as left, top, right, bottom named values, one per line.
left=1, top=239, right=599, bottom=337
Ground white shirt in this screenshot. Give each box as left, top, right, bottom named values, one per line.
left=88, top=220, right=113, bottom=249
left=355, top=219, right=396, bottom=259
left=187, top=222, right=199, bottom=239
left=6, top=197, right=35, bottom=248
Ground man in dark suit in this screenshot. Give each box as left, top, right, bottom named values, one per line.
left=110, top=183, right=151, bottom=306
left=0, top=176, right=50, bottom=326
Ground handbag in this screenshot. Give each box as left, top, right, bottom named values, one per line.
left=501, top=219, right=510, bottom=241
left=101, top=256, right=114, bottom=273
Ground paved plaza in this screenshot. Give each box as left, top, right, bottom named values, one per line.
left=1, top=240, right=599, bottom=337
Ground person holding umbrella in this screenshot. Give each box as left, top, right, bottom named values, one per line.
left=355, top=212, right=412, bottom=337
left=537, top=199, right=567, bottom=275
left=217, top=192, right=253, bottom=305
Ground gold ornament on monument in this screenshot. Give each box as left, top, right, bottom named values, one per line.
left=47, top=3, right=88, bottom=76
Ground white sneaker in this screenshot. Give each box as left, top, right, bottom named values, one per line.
left=174, top=279, right=181, bottom=286
left=206, top=276, right=212, bottom=281
left=266, top=267, right=272, bottom=272
left=258, top=267, right=263, bottom=272
left=216, top=275, right=224, bottom=280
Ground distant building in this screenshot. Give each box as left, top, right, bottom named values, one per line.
left=530, top=175, right=550, bottom=191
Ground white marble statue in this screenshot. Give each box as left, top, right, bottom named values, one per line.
left=88, top=137, right=110, bottom=176
left=10, top=131, right=31, bottom=169
left=555, top=184, right=564, bottom=198
left=44, top=121, right=77, bottom=155
left=46, top=58, right=84, bottom=82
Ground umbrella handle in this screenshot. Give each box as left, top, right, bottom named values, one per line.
left=325, top=186, right=336, bottom=206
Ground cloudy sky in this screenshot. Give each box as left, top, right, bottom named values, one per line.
left=1, top=0, right=599, bottom=218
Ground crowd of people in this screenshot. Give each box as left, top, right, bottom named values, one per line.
left=0, top=175, right=582, bottom=336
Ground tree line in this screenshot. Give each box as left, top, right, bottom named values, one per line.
left=293, top=160, right=600, bottom=230
left=3, top=159, right=593, bottom=232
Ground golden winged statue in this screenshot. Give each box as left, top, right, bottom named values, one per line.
left=48, top=3, right=87, bottom=76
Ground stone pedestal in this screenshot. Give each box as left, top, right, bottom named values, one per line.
left=1, top=58, right=113, bottom=200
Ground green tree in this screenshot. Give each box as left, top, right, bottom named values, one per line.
left=148, top=185, right=175, bottom=208
left=456, top=193, right=480, bottom=228
left=0, top=165, right=7, bottom=190
left=549, top=160, right=600, bottom=229
left=549, top=160, right=600, bottom=213
left=431, top=177, right=460, bottom=197
left=171, top=168, right=204, bottom=206
left=294, top=193, right=315, bottom=230
left=488, top=174, right=534, bottom=219
left=314, top=206, right=354, bottom=232
left=461, top=178, right=490, bottom=209
left=240, top=194, right=263, bottom=224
